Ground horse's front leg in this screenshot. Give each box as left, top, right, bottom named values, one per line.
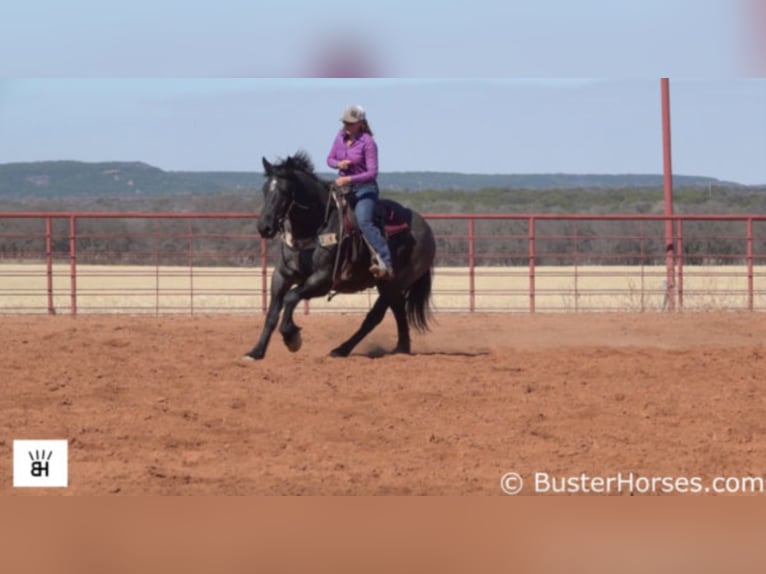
left=278, top=271, right=332, bottom=352
left=246, top=271, right=292, bottom=360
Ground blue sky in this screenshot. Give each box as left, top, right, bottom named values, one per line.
left=1, top=78, right=764, bottom=184
left=0, top=1, right=764, bottom=184
left=0, top=0, right=759, bottom=76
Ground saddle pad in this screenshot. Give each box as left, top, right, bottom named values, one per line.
left=378, top=199, right=411, bottom=227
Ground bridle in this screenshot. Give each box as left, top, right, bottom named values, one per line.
left=267, top=175, right=311, bottom=233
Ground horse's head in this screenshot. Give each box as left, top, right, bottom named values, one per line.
left=257, top=152, right=326, bottom=239
left=258, top=157, right=293, bottom=238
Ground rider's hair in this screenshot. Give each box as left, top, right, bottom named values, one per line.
left=359, top=119, right=374, bottom=137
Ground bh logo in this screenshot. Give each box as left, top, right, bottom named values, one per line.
left=29, top=449, right=53, bottom=478
left=13, top=440, right=68, bottom=488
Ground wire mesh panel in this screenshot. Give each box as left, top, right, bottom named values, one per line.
left=1, top=212, right=766, bottom=314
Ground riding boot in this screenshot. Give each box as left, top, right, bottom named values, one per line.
left=369, top=252, right=394, bottom=280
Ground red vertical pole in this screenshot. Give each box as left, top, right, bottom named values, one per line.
left=46, top=217, right=54, bottom=315
left=261, top=237, right=268, bottom=314
left=468, top=218, right=475, bottom=312
left=747, top=218, right=754, bottom=311
left=661, top=78, right=676, bottom=311
left=676, top=219, right=684, bottom=310
left=640, top=220, right=645, bottom=312
left=573, top=222, right=579, bottom=312
left=155, top=219, right=160, bottom=315
left=529, top=217, right=536, bottom=313
left=69, top=215, right=77, bottom=315
left=188, top=219, right=194, bottom=315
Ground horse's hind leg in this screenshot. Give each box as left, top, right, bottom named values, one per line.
left=329, top=295, right=389, bottom=357
left=389, top=294, right=410, bottom=354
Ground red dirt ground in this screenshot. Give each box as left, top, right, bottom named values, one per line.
left=2, top=312, right=765, bottom=495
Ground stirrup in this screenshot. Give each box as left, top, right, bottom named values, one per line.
left=370, top=264, right=394, bottom=280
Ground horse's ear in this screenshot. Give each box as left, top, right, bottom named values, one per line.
left=262, top=157, right=273, bottom=176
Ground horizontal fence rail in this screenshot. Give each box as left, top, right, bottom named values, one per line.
left=1, top=212, right=765, bottom=314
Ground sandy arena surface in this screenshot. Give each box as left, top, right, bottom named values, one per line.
left=2, top=311, right=765, bottom=495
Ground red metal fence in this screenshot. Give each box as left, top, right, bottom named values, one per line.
left=1, top=212, right=765, bottom=314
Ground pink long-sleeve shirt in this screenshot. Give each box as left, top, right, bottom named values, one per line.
left=326, top=130, right=378, bottom=185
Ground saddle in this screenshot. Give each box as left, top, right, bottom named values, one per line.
left=329, top=186, right=409, bottom=291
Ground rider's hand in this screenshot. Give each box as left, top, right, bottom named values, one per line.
left=337, top=160, right=351, bottom=170
left=335, top=176, right=352, bottom=187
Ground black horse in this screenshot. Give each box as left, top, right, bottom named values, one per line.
left=246, top=151, right=435, bottom=359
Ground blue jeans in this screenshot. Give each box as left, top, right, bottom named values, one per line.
left=352, top=182, right=392, bottom=267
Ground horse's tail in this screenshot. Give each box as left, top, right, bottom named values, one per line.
left=405, top=268, right=433, bottom=332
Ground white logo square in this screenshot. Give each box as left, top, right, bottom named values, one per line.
left=13, top=440, right=68, bottom=488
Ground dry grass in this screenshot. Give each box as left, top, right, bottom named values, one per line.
left=1, top=263, right=765, bottom=314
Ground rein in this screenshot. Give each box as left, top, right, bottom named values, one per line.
left=276, top=191, right=312, bottom=237
left=279, top=195, right=310, bottom=225
left=277, top=180, right=339, bottom=253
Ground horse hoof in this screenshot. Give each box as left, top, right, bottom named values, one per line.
left=285, top=331, right=302, bottom=353
left=242, top=352, right=262, bottom=361
left=329, top=347, right=350, bottom=358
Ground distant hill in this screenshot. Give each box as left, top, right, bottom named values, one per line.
left=0, top=160, right=747, bottom=198
left=0, top=161, right=261, bottom=197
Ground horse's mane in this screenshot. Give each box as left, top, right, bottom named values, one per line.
left=289, top=150, right=315, bottom=175
left=273, top=150, right=317, bottom=179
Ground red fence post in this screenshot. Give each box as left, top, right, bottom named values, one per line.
left=45, top=217, right=54, bottom=315
left=747, top=218, right=754, bottom=311
left=639, top=220, right=646, bottom=312
left=154, top=219, right=160, bottom=315
left=68, top=216, right=77, bottom=315
left=529, top=216, right=536, bottom=313
left=573, top=222, right=579, bottom=312
left=261, top=238, right=268, bottom=314
left=676, top=219, right=684, bottom=311
left=188, top=219, right=194, bottom=315
left=468, top=217, right=475, bottom=312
